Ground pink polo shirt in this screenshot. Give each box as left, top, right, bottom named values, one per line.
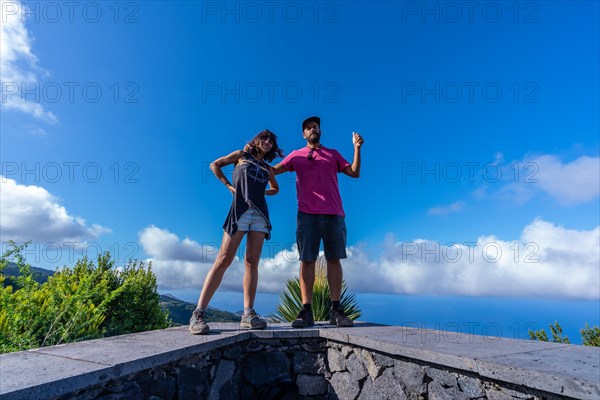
left=281, top=145, right=350, bottom=217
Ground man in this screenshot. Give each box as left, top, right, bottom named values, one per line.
left=273, top=116, right=364, bottom=328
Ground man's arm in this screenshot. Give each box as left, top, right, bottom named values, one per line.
left=342, top=132, right=364, bottom=178
left=265, top=167, right=279, bottom=195
left=272, top=162, right=288, bottom=176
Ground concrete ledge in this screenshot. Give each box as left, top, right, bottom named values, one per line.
left=318, top=324, right=600, bottom=399
left=0, top=325, right=250, bottom=399
left=1, top=322, right=598, bottom=399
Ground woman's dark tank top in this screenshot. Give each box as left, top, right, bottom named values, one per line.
left=223, top=152, right=272, bottom=239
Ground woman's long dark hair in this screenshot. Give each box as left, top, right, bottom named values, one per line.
left=247, top=129, right=284, bottom=163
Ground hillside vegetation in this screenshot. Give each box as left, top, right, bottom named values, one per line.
left=0, top=243, right=170, bottom=353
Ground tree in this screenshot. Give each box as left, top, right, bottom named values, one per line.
left=275, top=256, right=361, bottom=322
left=528, top=321, right=570, bottom=344
left=0, top=241, right=43, bottom=351
left=102, top=258, right=170, bottom=336
left=0, top=242, right=169, bottom=353
left=580, top=323, right=600, bottom=347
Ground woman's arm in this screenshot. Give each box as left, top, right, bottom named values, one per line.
left=265, top=166, right=279, bottom=196
left=210, top=150, right=243, bottom=194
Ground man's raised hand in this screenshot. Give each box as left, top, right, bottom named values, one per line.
left=352, top=132, right=364, bottom=148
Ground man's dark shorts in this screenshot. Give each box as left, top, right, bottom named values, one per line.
left=296, top=211, right=347, bottom=261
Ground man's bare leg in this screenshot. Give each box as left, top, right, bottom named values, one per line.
left=327, top=259, right=342, bottom=302
left=300, top=260, right=316, bottom=304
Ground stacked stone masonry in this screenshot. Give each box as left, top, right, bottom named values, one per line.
left=1, top=323, right=598, bottom=400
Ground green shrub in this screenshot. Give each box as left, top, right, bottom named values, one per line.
left=0, top=242, right=169, bottom=354
left=580, top=323, right=600, bottom=347
left=529, top=321, right=600, bottom=347
left=528, top=321, right=570, bottom=344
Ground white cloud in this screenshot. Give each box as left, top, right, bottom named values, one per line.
left=428, top=152, right=598, bottom=217
left=141, top=220, right=599, bottom=300
left=528, top=155, right=599, bottom=204
left=0, top=176, right=110, bottom=243
left=28, top=127, right=47, bottom=136
left=139, top=226, right=300, bottom=291
left=428, top=201, right=465, bottom=215
left=0, top=0, right=57, bottom=123
left=342, top=218, right=599, bottom=300
left=489, top=154, right=599, bottom=205
left=139, top=225, right=219, bottom=263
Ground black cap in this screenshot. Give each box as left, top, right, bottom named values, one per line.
left=302, top=116, right=320, bottom=130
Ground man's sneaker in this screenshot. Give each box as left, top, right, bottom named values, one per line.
left=189, top=308, right=210, bottom=335
left=330, top=308, right=354, bottom=327
left=291, top=308, right=314, bottom=328
left=240, top=309, right=267, bottom=330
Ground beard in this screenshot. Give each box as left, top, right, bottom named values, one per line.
left=307, top=132, right=321, bottom=144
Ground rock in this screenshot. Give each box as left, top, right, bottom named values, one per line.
left=327, top=347, right=346, bottom=372
left=245, top=340, right=265, bottom=353
left=428, top=381, right=469, bottom=400
left=99, top=387, right=145, bottom=400
left=188, top=356, right=209, bottom=370
left=346, top=353, right=369, bottom=381
left=341, top=345, right=353, bottom=358
left=104, top=378, right=138, bottom=394
left=394, top=360, right=426, bottom=396
left=222, top=345, right=243, bottom=360
left=243, top=351, right=290, bottom=387
left=294, top=352, right=327, bottom=375
left=358, top=349, right=385, bottom=380
left=177, top=367, right=208, bottom=399
left=329, top=372, right=360, bottom=400
left=207, top=359, right=237, bottom=400
left=484, top=386, right=517, bottom=400
left=358, top=368, right=407, bottom=400
left=240, top=383, right=255, bottom=400
left=457, top=375, right=485, bottom=398
left=484, top=383, right=536, bottom=400
left=208, top=349, right=222, bottom=360
left=425, top=366, right=458, bottom=388
left=297, top=374, right=328, bottom=396
left=372, top=352, right=395, bottom=368
left=69, top=387, right=104, bottom=400
left=302, top=341, right=327, bottom=352
left=148, top=374, right=176, bottom=399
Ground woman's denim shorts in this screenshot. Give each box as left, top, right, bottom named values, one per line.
left=237, top=208, right=269, bottom=235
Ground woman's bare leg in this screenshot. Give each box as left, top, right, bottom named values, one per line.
left=197, top=230, right=245, bottom=308
left=243, top=231, right=266, bottom=309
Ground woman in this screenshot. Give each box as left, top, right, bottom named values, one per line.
left=190, top=130, right=284, bottom=335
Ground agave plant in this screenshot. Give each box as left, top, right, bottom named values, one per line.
left=275, top=256, right=361, bottom=322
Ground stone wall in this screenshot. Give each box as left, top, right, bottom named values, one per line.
left=52, top=337, right=575, bottom=400
left=2, top=323, right=598, bottom=400
left=58, top=338, right=329, bottom=400
left=325, top=342, right=568, bottom=400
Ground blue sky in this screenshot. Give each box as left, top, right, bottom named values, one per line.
left=1, top=1, right=599, bottom=342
